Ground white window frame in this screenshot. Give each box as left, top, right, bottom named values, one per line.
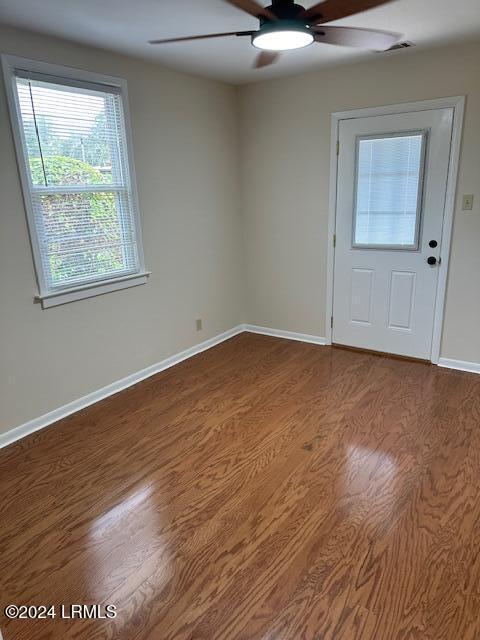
left=2, top=55, right=150, bottom=308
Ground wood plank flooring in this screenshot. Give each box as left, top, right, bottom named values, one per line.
left=1, top=333, right=479, bottom=639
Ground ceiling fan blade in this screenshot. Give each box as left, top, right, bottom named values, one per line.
left=253, top=51, right=280, bottom=68
left=301, top=0, right=394, bottom=24
left=149, top=30, right=253, bottom=44
left=314, top=26, right=400, bottom=50
left=223, top=0, right=278, bottom=21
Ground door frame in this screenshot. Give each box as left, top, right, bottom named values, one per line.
left=325, top=96, right=465, bottom=364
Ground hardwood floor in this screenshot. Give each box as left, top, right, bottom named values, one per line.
left=1, top=332, right=479, bottom=639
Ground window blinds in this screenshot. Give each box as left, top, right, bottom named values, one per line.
left=15, top=72, right=140, bottom=290
left=354, top=133, right=425, bottom=248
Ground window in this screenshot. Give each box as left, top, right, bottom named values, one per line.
left=353, top=132, right=426, bottom=249
left=3, top=56, right=148, bottom=308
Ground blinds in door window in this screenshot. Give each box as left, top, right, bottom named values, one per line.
left=353, top=133, right=426, bottom=248
left=15, top=72, right=140, bottom=289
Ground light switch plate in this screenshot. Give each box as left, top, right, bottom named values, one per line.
left=462, top=194, right=474, bottom=211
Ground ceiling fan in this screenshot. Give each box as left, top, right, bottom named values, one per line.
left=149, top=0, right=401, bottom=69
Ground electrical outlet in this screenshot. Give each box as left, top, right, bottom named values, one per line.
left=195, top=318, right=202, bottom=332
left=462, top=194, right=474, bottom=211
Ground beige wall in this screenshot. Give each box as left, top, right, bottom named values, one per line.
left=0, top=24, right=244, bottom=434
left=238, top=41, right=480, bottom=362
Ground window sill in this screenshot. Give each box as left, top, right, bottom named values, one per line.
left=35, top=272, right=151, bottom=309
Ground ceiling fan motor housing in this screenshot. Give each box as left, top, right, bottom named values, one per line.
left=255, top=0, right=312, bottom=51
left=261, top=0, right=308, bottom=25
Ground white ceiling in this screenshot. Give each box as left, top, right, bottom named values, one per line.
left=0, top=0, right=479, bottom=84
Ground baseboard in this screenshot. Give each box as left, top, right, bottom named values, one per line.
left=244, top=324, right=327, bottom=345
left=0, top=325, right=245, bottom=450
left=6, top=322, right=475, bottom=450
left=12, top=320, right=478, bottom=450
left=438, top=357, right=480, bottom=375
left=0, top=324, right=326, bottom=449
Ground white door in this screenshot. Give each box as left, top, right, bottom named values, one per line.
left=332, top=108, right=453, bottom=360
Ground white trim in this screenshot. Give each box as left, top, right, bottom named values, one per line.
left=2, top=321, right=476, bottom=450
left=0, top=323, right=328, bottom=449
left=38, top=271, right=151, bottom=308
left=244, top=324, right=326, bottom=345
left=0, top=325, right=245, bottom=449
left=7, top=323, right=475, bottom=450
left=1, top=54, right=148, bottom=308
left=438, top=358, right=480, bottom=375
left=429, top=98, right=465, bottom=364
left=32, top=184, right=126, bottom=195
left=326, top=96, right=465, bottom=364
left=3, top=54, right=130, bottom=88
left=325, top=113, right=339, bottom=345
left=330, top=96, right=466, bottom=121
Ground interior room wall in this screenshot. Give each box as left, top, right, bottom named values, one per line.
left=0, top=24, right=244, bottom=435
left=238, top=40, right=480, bottom=363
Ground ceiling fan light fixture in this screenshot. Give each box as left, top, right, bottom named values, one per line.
left=252, top=23, right=314, bottom=51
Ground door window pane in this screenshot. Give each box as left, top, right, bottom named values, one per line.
left=353, top=133, right=425, bottom=249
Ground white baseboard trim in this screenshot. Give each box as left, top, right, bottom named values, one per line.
left=244, top=324, right=327, bottom=345
left=5, top=322, right=475, bottom=450
left=438, top=357, right=480, bottom=375
left=0, top=325, right=245, bottom=450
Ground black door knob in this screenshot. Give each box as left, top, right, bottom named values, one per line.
left=429, top=240, right=438, bottom=248
left=427, top=256, right=437, bottom=266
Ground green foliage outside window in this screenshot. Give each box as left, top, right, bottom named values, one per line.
left=29, top=156, right=125, bottom=284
